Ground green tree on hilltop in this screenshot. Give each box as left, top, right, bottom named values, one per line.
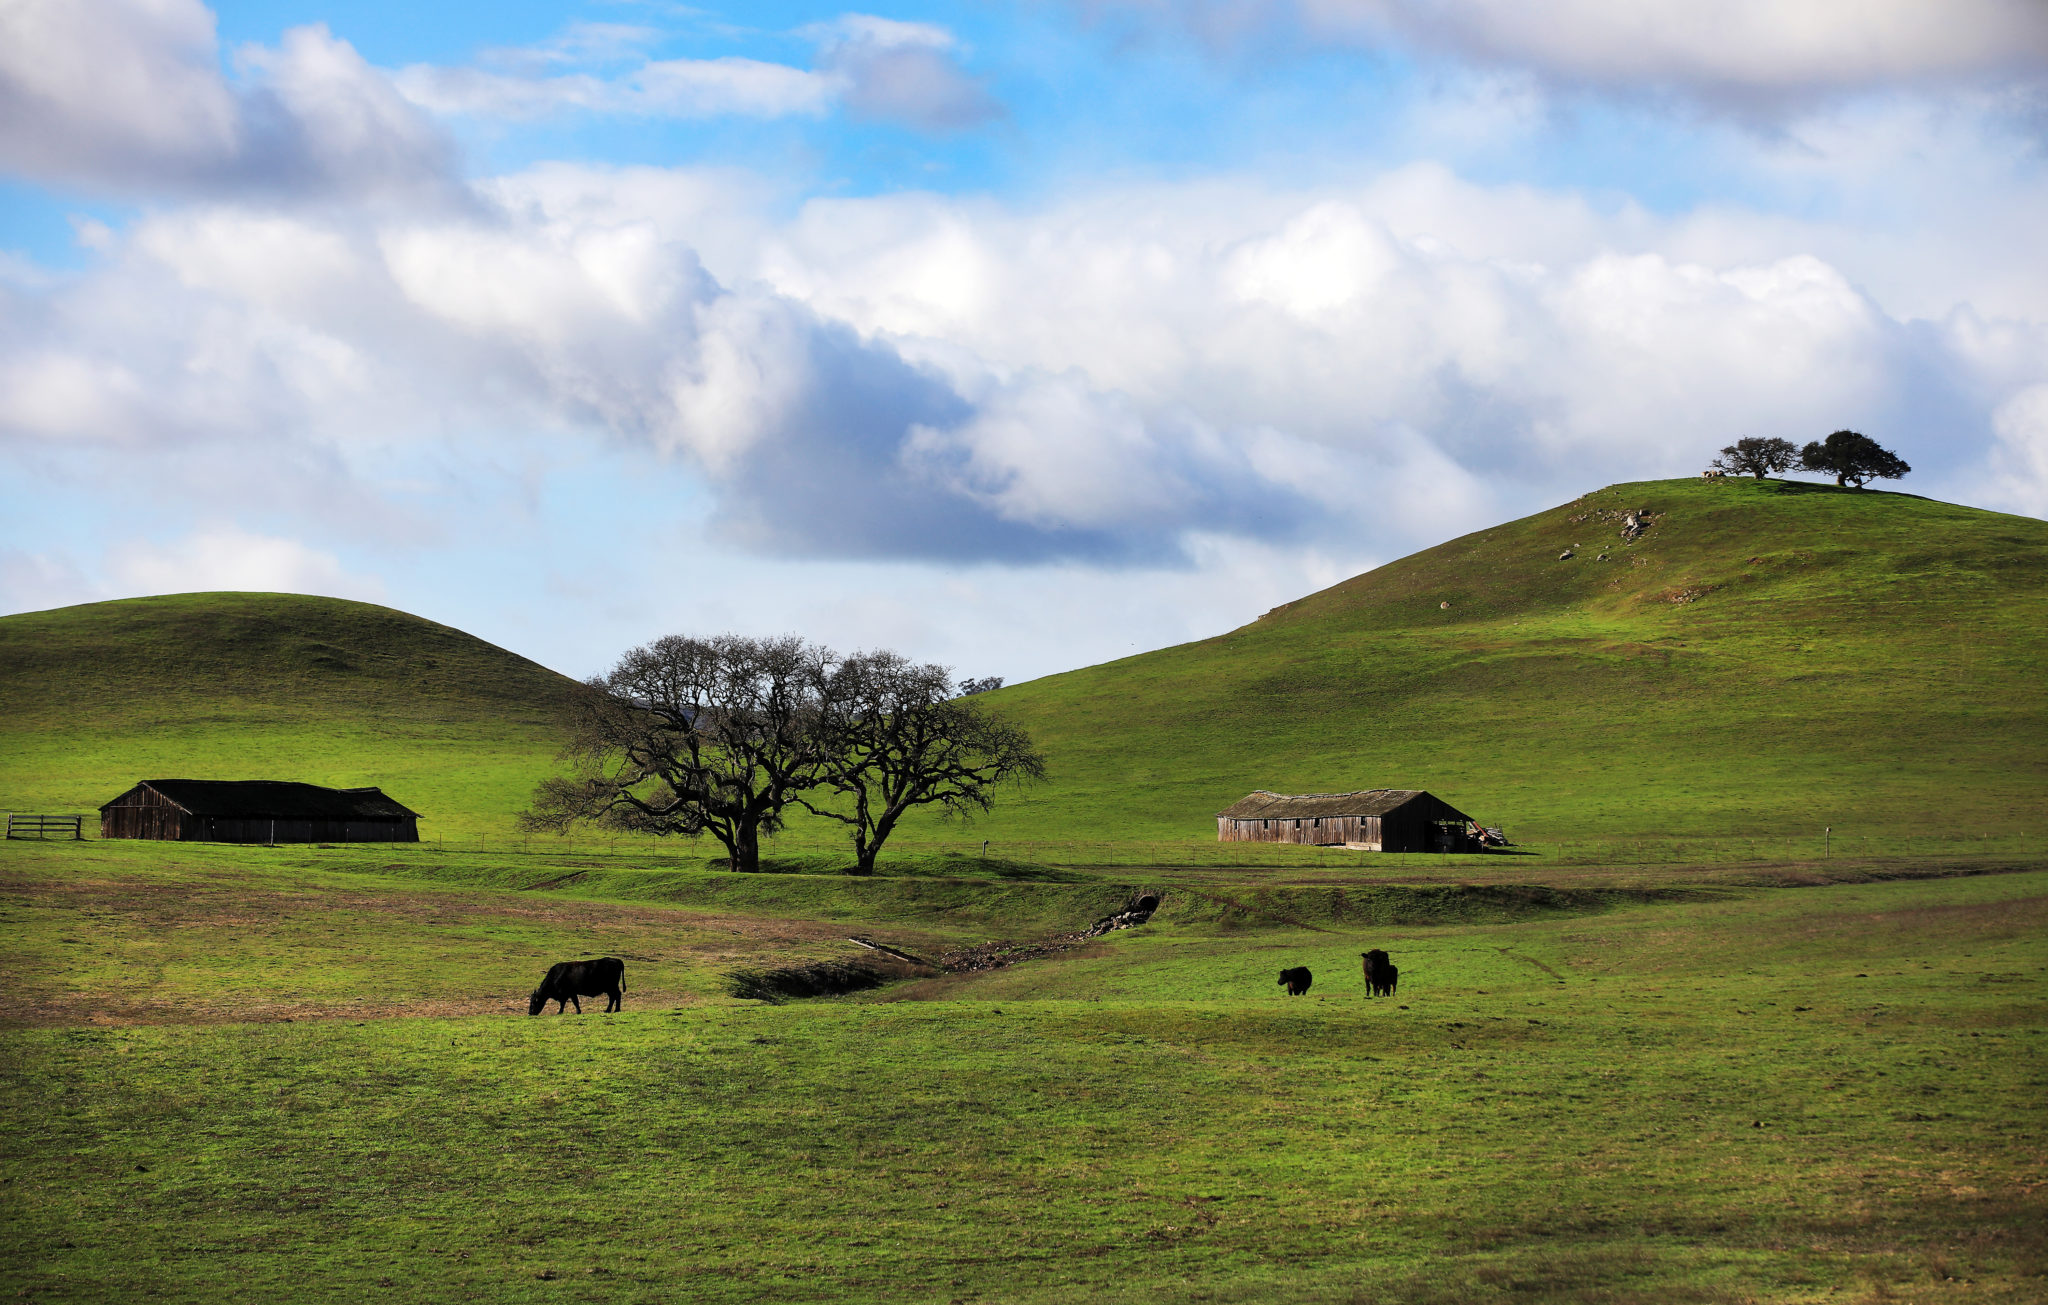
left=1709, top=436, right=1800, bottom=479
left=1799, top=430, right=1911, bottom=488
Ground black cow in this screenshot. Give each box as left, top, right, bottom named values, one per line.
left=1278, top=966, right=1312, bottom=996
left=528, top=958, right=626, bottom=1015
left=1361, top=949, right=1398, bottom=998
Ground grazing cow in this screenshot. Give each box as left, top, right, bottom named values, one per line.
left=1278, top=966, right=1313, bottom=997
left=528, top=957, right=626, bottom=1015
left=1361, top=949, right=1398, bottom=998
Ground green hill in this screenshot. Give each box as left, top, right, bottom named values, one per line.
left=944, top=476, right=2048, bottom=862
left=5, top=478, right=2045, bottom=862
left=0, top=593, right=585, bottom=838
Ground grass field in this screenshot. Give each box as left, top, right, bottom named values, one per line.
left=5, top=476, right=2044, bottom=866
left=4, top=839, right=2044, bottom=1303
left=4, top=478, right=2044, bottom=1301
left=0, top=592, right=584, bottom=840
left=946, top=476, right=2048, bottom=863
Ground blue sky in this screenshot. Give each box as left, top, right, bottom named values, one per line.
left=4, top=0, right=2047, bottom=680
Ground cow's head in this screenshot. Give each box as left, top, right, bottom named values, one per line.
left=527, top=989, right=547, bottom=1016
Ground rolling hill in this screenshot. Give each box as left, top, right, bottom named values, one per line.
left=0, top=593, right=585, bottom=839
left=4, top=476, right=2045, bottom=859
left=957, top=475, right=2048, bottom=860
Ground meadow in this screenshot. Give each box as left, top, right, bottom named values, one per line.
left=3, top=838, right=2044, bottom=1304
left=5, top=476, right=2046, bottom=1302
left=5, top=477, right=2044, bottom=864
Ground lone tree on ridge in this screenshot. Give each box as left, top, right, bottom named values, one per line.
left=1709, top=436, right=1799, bottom=479
left=1799, top=430, right=1911, bottom=488
left=800, top=652, right=1045, bottom=876
left=522, top=633, right=836, bottom=872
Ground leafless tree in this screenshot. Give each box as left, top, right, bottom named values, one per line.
left=522, top=634, right=836, bottom=872
left=801, top=651, right=1045, bottom=875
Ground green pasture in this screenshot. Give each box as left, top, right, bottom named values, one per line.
left=4, top=839, right=2044, bottom=1303
left=6, top=477, right=2045, bottom=866
left=0, top=592, right=581, bottom=840
left=951, top=476, right=2048, bottom=860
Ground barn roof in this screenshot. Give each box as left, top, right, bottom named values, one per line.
left=100, top=780, right=420, bottom=821
left=1216, top=789, right=1468, bottom=821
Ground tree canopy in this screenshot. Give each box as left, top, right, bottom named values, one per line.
left=1709, top=436, right=1799, bottom=479
left=802, top=652, right=1045, bottom=875
left=1799, top=430, right=1911, bottom=488
left=522, top=634, right=836, bottom=872
left=524, top=635, right=1042, bottom=874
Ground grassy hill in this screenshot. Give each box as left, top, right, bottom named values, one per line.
left=932, top=476, right=2048, bottom=862
left=0, top=593, right=585, bottom=839
left=5, top=477, right=2045, bottom=862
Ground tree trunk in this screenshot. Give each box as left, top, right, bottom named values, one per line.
left=732, top=821, right=760, bottom=873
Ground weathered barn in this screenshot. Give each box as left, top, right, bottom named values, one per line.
left=99, top=780, right=421, bottom=844
left=1216, top=789, right=1477, bottom=853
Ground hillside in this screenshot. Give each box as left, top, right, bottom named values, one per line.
left=5, top=479, right=2045, bottom=861
left=945, top=477, right=2048, bottom=860
left=0, top=593, right=586, bottom=838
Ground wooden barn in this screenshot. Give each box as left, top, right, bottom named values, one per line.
left=99, top=780, right=421, bottom=844
left=1217, top=789, right=1478, bottom=853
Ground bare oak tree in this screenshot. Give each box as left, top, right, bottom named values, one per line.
left=801, top=651, right=1045, bottom=875
left=522, top=634, right=835, bottom=872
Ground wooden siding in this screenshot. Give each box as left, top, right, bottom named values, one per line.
left=1217, top=813, right=1383, bottom=849
left=1216, top=790, right=1478, bottom=853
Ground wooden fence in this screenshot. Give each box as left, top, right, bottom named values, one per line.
left=6, top=814, right=84, bottom=840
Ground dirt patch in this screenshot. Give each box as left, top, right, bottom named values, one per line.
left=0, top=869, right=930, bottom=1029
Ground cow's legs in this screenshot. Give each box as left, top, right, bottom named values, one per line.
left=570, top=994, right=582, bottom=1014
left=606, top=988, right=621, bottom=1012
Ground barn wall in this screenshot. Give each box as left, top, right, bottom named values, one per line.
left=100, top=803, right=418, bottom=844
left=101, top=806, right=184, bottom=840
left=182, top=818, right=419, bottom=844
left=100, top=785, right=184, bottom=840
left=1217, top=814, right=1379, bottom=848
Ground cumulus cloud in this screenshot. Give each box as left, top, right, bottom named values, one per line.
left=1105, top=0, right=2048, bottom=112
left=809, top=15, right=1002, bottom=131
left=3, top=158, right=2043, bottom=579
left=1986, top=384, right=2048, bottom=517
left=0, top=0, right=454, bottom=200
left=108, top=526, right=385, bottom=600
left=394, top=12, right=997, bottom=131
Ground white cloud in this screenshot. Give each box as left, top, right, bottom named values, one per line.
left=1985, top=384, right=2048, bottom=517
left=0, top=0, right=238, bottom=186
left=1115, top=0, right=2048, bottom=112
left=393, top=57, right=834, bottom=122
left=107, top=526, right=385, bottom=601
left=810, top=13, right=1001, bottom=130
left=393, top=11, right=996, bottom=131
left=3, top=158, right=2044, bottom=590
left=0, top=0, right=454, bottom=199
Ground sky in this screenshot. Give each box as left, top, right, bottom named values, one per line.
left=3, top=0, right=2047, bottom=683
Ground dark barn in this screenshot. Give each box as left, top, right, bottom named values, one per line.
left=99, top=780, right=421, bottom=844
left=1217, top=789, right=1478, bottom=853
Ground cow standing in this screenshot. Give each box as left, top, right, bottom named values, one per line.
left=1278, top=966, right=1313, bottom=996
left=528, top=958, right=626, bottom=1015
left=1361, top=949, right=1398, bottom=998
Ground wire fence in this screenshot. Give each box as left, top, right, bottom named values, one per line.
left=12, top=819, right=2036, bottom=868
